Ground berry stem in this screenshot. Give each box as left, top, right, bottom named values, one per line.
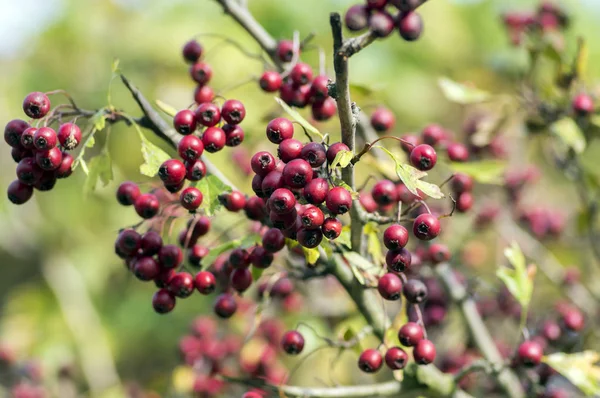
left=352, top=135, right=415, bottom=164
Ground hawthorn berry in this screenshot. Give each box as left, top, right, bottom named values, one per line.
left=303, top=178, right=329, bottom=205
left=178, top=135, right=204, bottom=162
left=372, top=179, right=398, bottom=206
left=397, top=12, right=423, bottom=41
left=223, top=124, right=244, bottom=146
left=428, top=243, right=450, bottom=264
left=214, top=293, right=237, bottom=318
left=194, top=271, right=216, bottom=294
left=400, top=134, right=420, bottom=153
left=173, top=110, right=197, bottom=135
left=421, top=124, right=445, bottom=147
left=282, top=159, right=313, bottom=188
left=35, top=147, right=62, bottom=170
left=312, top=98, right=337, bottom=121
left=196, top=103, right=221, bottom=127
left=398, top=322, right=424, bottom=347
left=140, top=231, right=163, bottom=256
left=385, top=347, right=408, bottom=370
left=541, top=320, right=561, bottom=342
left=297, top=228, right=323, bottom=248
left=371, top=107, right=395, bottom=132
left=189, top=62, right=213, bottom=85
left=403, top=279, right=428, bottom=303
left=413, top=213, right=441, bottom=241
left=219, top=190, right=246, bottom=212
left=182, top=40, right=203, bottom=63
left=410, top=144, right=437, bottom=171
left=300, top=205, right=324, bottom=229
left=194, top=85, right=214, bottom=104
left=456, top=192, right=474, bottom=213
left=310, top=75, right=330, bottom=102
left=345, top=5, right=369, bottom=31
left=290, top=63, right=313, bottom=86
left=276, top=40, right=296, bottom=63
left=278, top=139, right=303, bottom=163
left=272, top=277, right=294, bottom=298
left=414, top=339, right=436, bottom=364
left=261, top=171, right=283, bottom=197
left=168, top=272, right=195, bottom=298
left=358, top=349, right=383, bottom=373
left=231, top=268, right=253, bottom=293
left=34, top=171, right=57, bottom=191
left=572, top=93, right=594, bottom=115
left=322, top=217, right=342, bottom=240
left=386, top=248, right=412, bottom=273
left=262, top=228, right=286, bottom=253
left=251, top=151, right=276, bottom=177
left=202, top=127, right=226, bottom=153
left=16, top=158, right=42, bottom=185
left=266, top=118, right=294, bottom=144
left=369, top=12, right=395, bottom=37
left=447, top=142, right=469, bottom=162
left=517, top=340, right=543, bottom=367
left=359, top=192, right=378, bottom=213
left=326, top=186, right=352, bottom=215
left=326, top=142, right=351, bottom=164
left=270, top=209, right=297, bottom=230
left=180, top=187, right=203, bottom=211
left=55, top=153, right=74, bottom=179
left=57, top=123, right=81, bottom=150
left=185, top=159, right=207, bottom=181
left=378, top=273, right=403, bottom=301
left=562, top=309, right=584, bottom=331
left=22, top=92, right=51, bottom=119
left=159, top=159, right=186, bottom=185
left=249, top=246, right=273, bottom=269
left=152, top=289, right=176, bottom=314
left=242, top=392, right=263, bottom=398
left=221, top=99, right=246, bottom=125
left=4, top=119, right=29, bottom=147
left=11, top=146, right=32, bottom=163
left=159, top=244, right=183, bottom=269
left=451, top=173, right=473, bottom=194
left=300, top=142, right=327, bottom=168
left=383, top=224, right=409, bottom=250
left=133, top=257, right=161, bottom=281
left=259, top=71, right=283, bottom=92
left=269, top=188, right=296, bottom=214
left=281, top=331, right=305, bottom=355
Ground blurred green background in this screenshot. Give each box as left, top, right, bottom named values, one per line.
left=1, top=0, right=600, bottom=397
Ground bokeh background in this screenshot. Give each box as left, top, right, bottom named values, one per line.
left=1, top=0, right=600, bottom=397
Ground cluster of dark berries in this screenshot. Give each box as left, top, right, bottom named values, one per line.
left=344, top=0, right=425, bottom=41
left=258, top=41, right=336, bottom=122
left=5, top=92, right=81, bottom=205
left=502, top=1, right=568, bottom=46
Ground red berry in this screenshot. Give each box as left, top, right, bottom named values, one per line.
left=4, top=119, right=29, bottom=147
left=202, top=127, right=226, bottom=153
left=322, top=217, right=342, bottom=240
left=269, top=188, right=296, bottom=214
left=185, top=159, right=206, bottom=181
left=260, top=171, right=283, bottom=197
left=372, top=179, right=398, bottom=206
left=326, top=186, right=352, bottom=215
left=358, top=349, right=383, bottom=373
left=276, top=40, right=296, bottom=63
left=541, top=320, right=561, bottom=342
left=223, top=124, right=244, bottom=146
left=400, top=134, right=420, bottom=153
left=133, top=257, right=160, bottom=281
left=383, top=224, right=409, bottom=250
left=572, top=93, right=594, bottom=115
left=19, top=127, right=36, bottom=150
left=159, top=244, right=183, bottom=269
left=281, top=331, right=305, bottom=355
left=414, top=339, right=436, bottom=365
left=290, top=63, right=313, bottom=86
left=366, top=0, right=387, bottom=8
left=195, top=271, right=216, bottom=294
left=159, top=159, right=186, bottom=185
left=183, top=40, right=203, bottom=63
left=428, top=243, right=450, bottom=264
left=301, top=142, right=327, bottom=168
left=141, top=231, right=163, bottom=256
left=447, top=142, right=469, bottom=162
left=251, top=151, right=276, bottom=177
left=378, top=273, right=403, bottom=300
left=189, top=62, right=212, bottom=85
left=194, top=85, right=214, bottom=104
left=221, top=99, right=246, bottom=125
left=398, top=322, right=424, bottom=347
left=410, top=144, right=437, bottom=171
left=326, top=142, right=350, bottom=164
left=34, top=171, right=57, bottom=191
left=421, top=124, right=445, bottom=146
left=168, top=272, right=195, bottom=298
left=270, top=209, right=297, bottom=230
left=229, top=248, right=250, bottom=268
left=303, top=178, right=329, bottom=205
left=413, top=213, right=441, bottom=241
left=345, top=5, right=369, bottom=31
left=517, top=340, right=543, bottom=367
left=214, top=293, right=237, bottom=318
left=187, top=244, right=208, bottom=266
left=174, top=110, right=197, bottom=135
left=180, top=187, right=203, bottom=211
left=152, top=289, right=176, bottom=314
left=403, top=279, right=428, bottom=303
left=297, top=228, right=323, bottom=248
left=35, top=147, right=62, bottom=170
left=134, top=193, right=160, bottom=219
left=55, top=152, right=74, bottom=178
left=244, top=196, right=266, bottom=221
left=23, top=92, right=51, bottom=119
left=386, top=248, right=412, bottom=273
left=456, top=192, right=473, bottom=213
left=116, top=182, right=141, bottom=206
left=262, top=228, right=285, bottom=253
left=219, top=190, right=246, bottom=212
left=300, top=205, right=324, bottom=229
left=370, top=107, right=395, bottom=132
left=310, top=75, right=330, bottom=102
left=57, top=123, right=81, bottom=150
left=250, top=246, right=274, bottom=269
left=311, top=97, right=337, bottom=121
left=562, top=309, right=584, bottom=331
left=385, top=347, right=408, bottom=370
left=266, top=118, right=294, bottom=144
left=278, top=139, right=303, bottom=163
left=195, top=103, right=221, bottom=127
left=231, top=267, right=253, bottom=293
left=359, top=192, right=378, bottom=212
left=397, top=12, right=423, bottom=41
left=451, top=173, right=473, bottom=194
left=9, top=179, right=35, bottom=203
left=178, top=135, right=204, bottom=162
left=369, top=12, right=395, bottom=37
left=259, top=71, right=283, bottom=92
left=16, top=158, right=43, bottom=185
left=283, top=159, right=313, bottom=188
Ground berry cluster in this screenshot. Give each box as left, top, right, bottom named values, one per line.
left=4, top=92, right=81, bottom=205
left=344, top=0, right=425, bottom=41
left=502, top=1, right=568, bottom=46
left=0, top=345, right=48, bottom=398
left=258, top=42, right=336, bottom=122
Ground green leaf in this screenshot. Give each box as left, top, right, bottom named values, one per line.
left=156, top=99, right=178, bottom=118
left=330, top=150, right=353, bottom=169
left=91, top=109, right=107, bottom=131
left=195, top=175, right=232, bottom=216
left=342, top=251, right=381, bottom=286
left=274, top=97, right=324, bottom=140
left=251, top=266, right=264, bottom=281
left=415, top=180, right=445, bottom=199
left=331, top=177, right=359, bottom=199
left=574, top=38, right=588, bottom=79
left=497, top=242, right=535, bottom=320
left=111, top=58, right=120, bottom=73
left=337, top=225, right=351, bottom=248
left=364, top=222, right=384, bottom=266
left=302, top=247, right=320, bottom=266
left=449, top=160, right=506, bottom=184
left=543, top=351, right=600, bottom=396
left=202, top=241, right=238, bottom=269
left=340, top=326, right=363, bottom=355
left=138, top=130, right=171, bottom=177
left=83, top=151, right=113, bottom=194
left=551, top=117, right=586, bottom=154
left=85, top=135, right=96, bottom=148
left=438, top=77, right=491, bottom=105
left=79, top=158, right=89, bottom=175
left=377, top=146, right=440, bottom=197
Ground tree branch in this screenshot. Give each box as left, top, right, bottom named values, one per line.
left=434, top=263, right=524, bottom=398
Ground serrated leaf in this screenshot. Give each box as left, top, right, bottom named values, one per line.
left=551, top=117, right=586, bottom=154
left=543, top=351, right=600, bottom=396
left=302, top=247, right=320, bottom=265
left=274, top=97, right=324, bottom=140
left=156, top=99, right=178, bottom=118
left=137, top=130, right=171, bottom=177
left=196, top=175, right=232, bottom=216
left=330, top=150, right=353, bottom=169
left=438, top=77, right=491, bottom=105
left=449, top=160, right=506, bottom=184
left=377, top=146, right=428, bottom=196
left=497, top=242, right=534, bottom=316
left=364, top=222, right=384, bottom=266
left=415, top=180, right=445, bottom=199
left=91, top=109, right=107, bottom=131
left=83, top=151, right=113, bottom=194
